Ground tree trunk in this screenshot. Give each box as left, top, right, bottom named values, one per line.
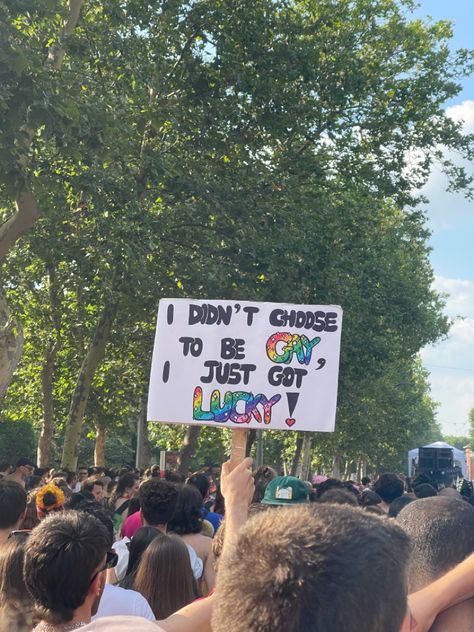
left=61, top=301, right=118, bottom=470
left=331, top=453, right=342, bottom=479
left=37, top=340, right=60, bottom=467
left=300, top=433, right=313, bottom=480
left=0, top=291, right=23, bottom=408
left=136, top=396, right=150, bottom=468
left=290, top=433, right=304, bottom=476
left=177, top=425, right=201, bottom=476
left=0, top=192, right=39, bottom=262
left=94, top=425, right=106, bottom=467
left=37, top=266, right=61, bottom=467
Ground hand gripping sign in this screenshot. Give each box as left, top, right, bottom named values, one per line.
left=148, top=299, right=343, bottom=433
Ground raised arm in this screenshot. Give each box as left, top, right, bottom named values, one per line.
left=408, top=553, right=474, bottom=631
left=159, top=456, right=254, bottom=632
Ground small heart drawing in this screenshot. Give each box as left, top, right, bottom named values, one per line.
left=285, top=418, right=296, bottom=427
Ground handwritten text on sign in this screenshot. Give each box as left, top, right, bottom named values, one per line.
left=147, top=300, right=343, bottom=432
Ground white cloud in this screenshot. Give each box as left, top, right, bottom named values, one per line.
left=432, top=276, right=474, bottom=318
left=421, top=275, right=474, bottom=434
left=446, top=101, right=474, bottom=131
left=419, top=100, right=474, bottom=231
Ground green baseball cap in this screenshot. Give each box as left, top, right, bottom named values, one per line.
left=261, top=475, right=309, bottom=505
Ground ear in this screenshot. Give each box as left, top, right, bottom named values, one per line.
left=89, top=571, right=104, bottom=599
left=17, top=509, right=27, bottom=529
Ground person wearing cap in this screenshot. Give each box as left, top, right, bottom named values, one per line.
left=7, top=457, right=35, bottom=489
left=260, top=476, right=309, bottom=505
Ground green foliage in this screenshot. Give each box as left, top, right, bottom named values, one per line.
left=442, top=435, right=470, bottom=450
left=1, top=0, right=472, bottom=470
left=0, top=418, right=37, bottom=463
left=468, top=408, right=474, bottom=447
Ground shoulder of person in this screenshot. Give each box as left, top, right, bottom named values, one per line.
left=186, top=543, right=204, bottom=580
left=83, top=616, right=161, bottom=630
left=94, top=584, right=155, bottom=621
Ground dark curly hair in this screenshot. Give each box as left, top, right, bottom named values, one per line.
left=23, top=511, right=110, bottom=625
left=168, top=484, right=203, bottom=535
left=138, top=479, right=178, bottom=527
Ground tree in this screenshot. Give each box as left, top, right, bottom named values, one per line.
left=0, top=0, right=85, bottom=395
left=442, top=435, right=470, bottom=450
left=1, top=0, right=472, bottom=470
left=468, top=408, right=474, bottom=447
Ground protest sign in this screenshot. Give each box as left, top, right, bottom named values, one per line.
left=148, top=299, right=343, bottom=432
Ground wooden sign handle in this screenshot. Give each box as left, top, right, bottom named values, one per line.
left=230, top=428, right=248, bottom=465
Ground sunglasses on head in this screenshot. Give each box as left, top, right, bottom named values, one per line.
left=90, top=550, right=118, bottom=586
left=8, top=530, right=32, bottom=539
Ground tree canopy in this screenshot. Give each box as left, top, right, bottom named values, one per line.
left=0, top=0, right=472, bottom=473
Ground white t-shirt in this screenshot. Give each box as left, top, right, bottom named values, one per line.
left=83, top=616, right=165, bottom=631
left=93, top=584, right=155, bottom=621
left=112, top=536, right=203, bottom=582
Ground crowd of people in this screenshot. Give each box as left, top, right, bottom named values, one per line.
left=2, top=455, right=474, bottom=631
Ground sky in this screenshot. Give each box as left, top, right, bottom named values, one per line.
left=411, top=1, right=474, bottom=436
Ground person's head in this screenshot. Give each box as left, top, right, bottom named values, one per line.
left=0, top=531, right=30, bottom=604
left=168, top=484, right=203, bottom=535
left=318, top=488, right=359, bottom=506
left=51, top=477, right=72, bottom=499
left=361, top=476, right=371, bottom=486
left=78, top=467, right=89, bottom=482
left=0, top=463, right=12, bottom=476
left=360, top=489, right=382, bottom=507
left=363, top=504, right=385, bottom=516
left=388, top=495, right=415, bottom=518
left=65, top=471, right=78, bottom=488
left=413, top=483, right=438, bottom=499
left=187, top=472, right=210, bottom=500
left=74, top=501, right=114, bottom=544
left=373, top=473, right=404, bottom=504
left=23, top=510, right=114, bottom=624
left=313, top=477, right=345, bottom=499
left=213, top=504, right=410, bottom=632
left=164, top=470, right=185, bottom=483
left=81, top=478, right=104, bottom=503
left=121, top=526, right=162, bottom=587
left=14, top=458, right=35, bottom=480
left=138, top=478, right=178, bottom=528
left=35, top=483, right=66, bottom=519
left=261, top=476, right=309, bottom=506
left=251, top=466, right=277, bottom=504
left=397, top=497, right=474, bottom=592
left=112, top=473, right=139, bottom=503
left=438, top=486, right=462, bottom=499
left=0, top=480, right=27, bottom=535
left=134, top=532, right=197, bottom=619
left=0, top=531, right=33, bottom=630
left=413, top=472, right=434, bottom=489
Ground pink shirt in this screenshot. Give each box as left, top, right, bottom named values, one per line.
left=121, top=510, right=143, bottom=539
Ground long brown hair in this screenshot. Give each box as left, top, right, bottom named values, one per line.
left=0, top=532, right=35, bottom=630
left=134, top=532, right=198, bottom=619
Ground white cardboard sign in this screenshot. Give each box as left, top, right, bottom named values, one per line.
left=148, top=299, right=343, bottom=432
